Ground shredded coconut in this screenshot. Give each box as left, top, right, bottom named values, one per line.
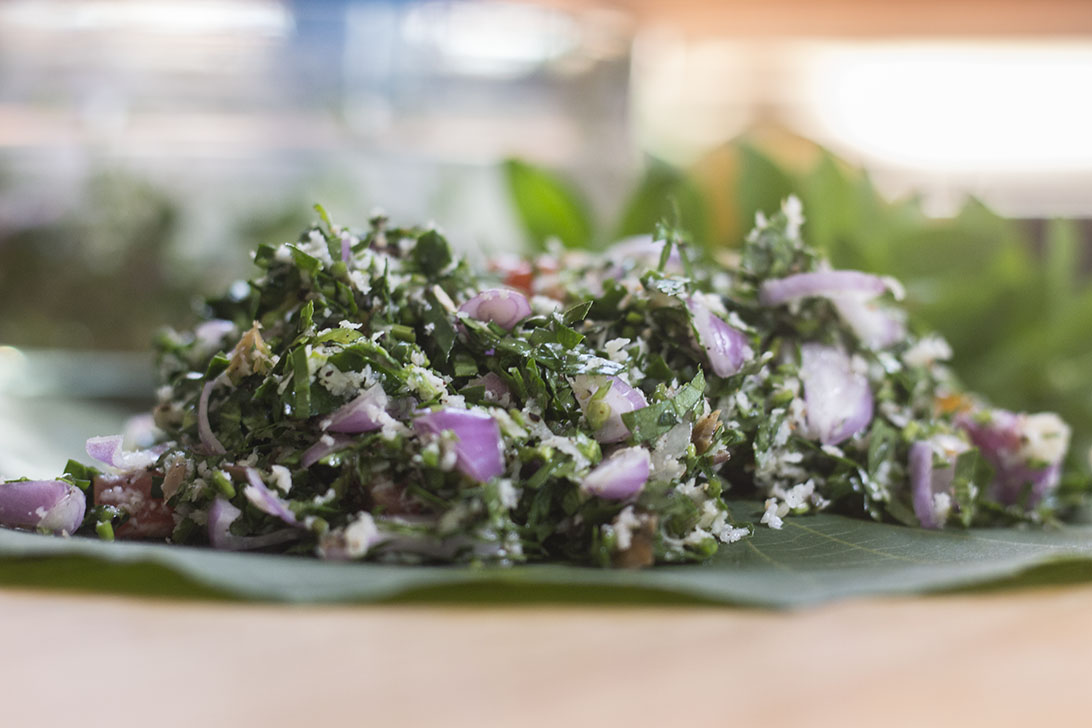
left=903, top=335, right=953, bottom=368
left=1019, top=412, right=1071, bottom=465
left=270, top=465, right=293, bottom=494
left=761, top=498, right=789, bottom=529
left=609, top=506, right=643, bottom=551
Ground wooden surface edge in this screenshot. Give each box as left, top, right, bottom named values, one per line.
left=3, top=584, right=1091, bottom=727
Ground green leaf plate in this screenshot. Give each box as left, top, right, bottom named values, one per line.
left=4, top=502, right=1092, bottom=607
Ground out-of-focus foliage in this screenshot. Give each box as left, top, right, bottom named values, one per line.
left=503, top=132, right=1092, bottom=472
left=0, top=173, right=316, bottom=352
left=502, top=159, right=594, bottom=250
left=0, top=173, right=191, bottom=350
left=613, top=160, right=709, bottom=245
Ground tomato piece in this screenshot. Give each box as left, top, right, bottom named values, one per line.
left=489, top=257, right=534, bottom=294
left=93, top=471, right=175, bottom=539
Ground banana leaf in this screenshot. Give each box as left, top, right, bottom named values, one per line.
left=4, top=501, right=1092, bottom=607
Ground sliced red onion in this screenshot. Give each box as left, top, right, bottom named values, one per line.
left=570, top=374, right=648, bottom=444
left=85, top=435, right=166, bottom=472
left=198, top=379, right=227, bottom=455
left=800, top=344, right=873, bottom=445
left=301, top=435, right=354, bottom=468
left=459, top=288, right=531, bottom=330
left=958, top=409, right=1068, bottom=507
left=339, top=231, right=352, bottom=263
left=909, top=441, right=960, bottom=529
left=759, top=270, right=889, bottom=306
left=243, top=468, right=300, bottom=526
left=413, top=408, right=505, bottom=482
left=322, top=383, right=389, bottom=433
left=687, top=298, right=753, bottom=377
left=208, top=498, right=299, bottom=551
left=581, top=447, right=650, bottom=500
left=760, top=270, right=905, bottom=348
left=0, top=480, right=85, bottom=535
left=993, top=463, right=1062, bottom=508
left=957, top=409, right=1022, bottom=458
left=830, top=296, right=906, bottom=349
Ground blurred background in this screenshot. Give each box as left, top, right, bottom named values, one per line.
left=1, top=0, right=1091, bottom=477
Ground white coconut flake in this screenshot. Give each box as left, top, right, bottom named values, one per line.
left=775, top=480, right=815, bottom=511
left=609, top=505, right=642, bottom=551
left=497, top=479, right=520, bottom=509
left=761, top=498, right=789, bottom=529
left=342, top=513, right=381, bottom=559
left=932, top=493, right=953, bottom=525
left=603, top=338, right=632, bottom=364
left=1019, top=412, right=1071, bottom=465
left=406, top=365, right=448, bottom=400
left=650, top=422, right=692, bottom=482
left=317, top=363, right=368, bottom=397
left=270, top=465, right=293, bottom=494
left=903, top=334, right=953, bottom=368
left=684, top=528, right=712, bottom=546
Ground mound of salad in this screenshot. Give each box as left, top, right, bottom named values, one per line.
left=0, top=197, right=1075, bottom=567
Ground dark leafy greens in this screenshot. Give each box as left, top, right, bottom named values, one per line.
left=1, top=199, right=1081, bottom=567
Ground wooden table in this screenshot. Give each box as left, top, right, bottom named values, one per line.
left=3, top=585, right=1089, bottom=727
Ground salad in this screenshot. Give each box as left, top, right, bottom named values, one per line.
left=0, top=197, right=1074, bottom=567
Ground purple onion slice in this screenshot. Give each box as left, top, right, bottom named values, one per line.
left=909, top=441, right=938, bottom=528
left=301, top=435, right=354, bottom=469
left=909, top=442, right=952, bottom=529
left=800, top=344, right=873, bottom=445
left=208, top=497, right=299, bottom=551
left=910, top=435, right=972, bottom=528
left=830, top=296, right=906, bottom=350
left=243, top=468, right=300, bottom=526
left=570, top=374, right=648, bottom=444
left=581, top=447, right=651, bottom=500
left=413, top=408, right=505, bottom=482
left=322, top=383, right=389, bottom=434
left=958, top=409, right=1069, bottom=507
left=992, top=463, right=1062, bottom=509
left=459, top=288, right=532, bottom=330
left=339, top=231, right=352, bottom=263
left=85, top=435, right=165, bottom=472
left=687, top=298, right=753, bottom=378
left=760, top=270, right=906, bottom=348
left=198, top=379, right=227, bottom=455
left=759, top=270, right=889, bottom=306
left=0, top=480, right=86, bottom=535
left=957, top=409, right=1022, bottom=459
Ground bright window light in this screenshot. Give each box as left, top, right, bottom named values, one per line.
left=0, top=0, right=291, bottom=37
left=401, top=2, right=578, bottom=79
left=798, top=42, right=1092, bottom=173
